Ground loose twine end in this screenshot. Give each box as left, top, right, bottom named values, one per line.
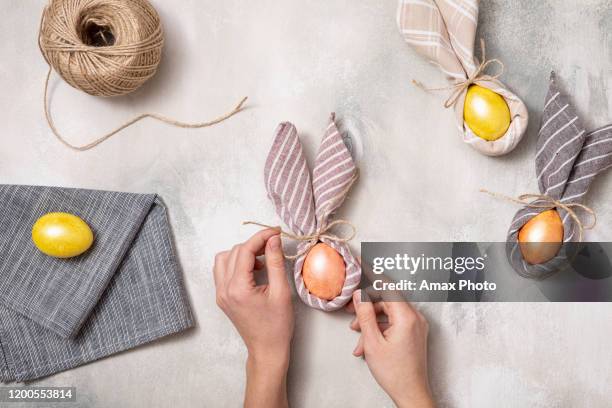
left=43, top=67, right=249, bottom=151
left=479, top=188, right=597, bottom=242
left=412, top=38, right=505, bottom=109
left=411, top=79, right=425, bottom=89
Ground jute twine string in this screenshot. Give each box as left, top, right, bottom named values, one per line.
left=244, top=173, right=359, bottom=260
left=413, top=39, right=505, bottom=109
left=38, top=0, right=247, bottom=151
left=480, top=189, right=597, bottom=242
left=242, top=219, right=357, bottom=260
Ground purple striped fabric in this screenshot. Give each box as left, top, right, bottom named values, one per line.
left=506, top=74, right=612, bottom=279
left=264, top=114, right=361, bottom=311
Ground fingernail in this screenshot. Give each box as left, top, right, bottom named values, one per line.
left=269, top=235, right=281, bottom=250
left=353, top=289, right=361, bottom=305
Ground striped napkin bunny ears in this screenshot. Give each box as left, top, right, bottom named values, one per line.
left=397, top=0, right=528, bottom=156
left=264, top=114, right=361, bottom=311
left=506, top=73, right=612, bottom=279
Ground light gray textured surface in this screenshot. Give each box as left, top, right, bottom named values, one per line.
left=0, top=0, right=611, bottom=407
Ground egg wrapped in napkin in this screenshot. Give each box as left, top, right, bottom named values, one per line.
left=262, top=114, right=361, bottom=311
left=397, top=0, right=529, bottom=156
left=505, top=74, right=612, bottom=279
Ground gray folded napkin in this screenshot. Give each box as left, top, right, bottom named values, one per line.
left=506, top=73, right=612, bottom=279
left=0, top=185, right=193, bottom=382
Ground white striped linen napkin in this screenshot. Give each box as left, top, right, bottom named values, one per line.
left=264, top=114, right=361, bottom=311
left=506, top=73, right=612, bottom=279
left=0, top=186, right=193, bottom=381
left=397, top=0, right=528, bottom=156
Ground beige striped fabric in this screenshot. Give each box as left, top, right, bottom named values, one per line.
left=506, top=74, right=612, bottom=279
left=397, top=0, right=528, bottom=156
left=264, top=114, right=361, bottom=311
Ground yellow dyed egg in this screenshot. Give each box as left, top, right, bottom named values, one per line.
left=464, top=85, right=511, bottom=141
left=32, top=212, right=94, bottom=258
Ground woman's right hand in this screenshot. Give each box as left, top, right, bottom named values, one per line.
left=349, top=290, right=434, bottom=408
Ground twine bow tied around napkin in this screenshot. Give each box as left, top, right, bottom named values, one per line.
left=413, top=39, right=505, bottom=109
left=481, top=190, right=597, bottom=244
left=489, top=73, right=612, bottom=279
left=397, top=0, right=528, bottom=156
left=249, top=115, right=361, bottom=311
left=243, top=217, right=357, bottom=260
left=0, top=185, right=193, bottom=382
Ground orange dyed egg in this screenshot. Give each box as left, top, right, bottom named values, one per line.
left=518, top=209, right=564, bottom=265
left=302, top=242, right=346, bottom=300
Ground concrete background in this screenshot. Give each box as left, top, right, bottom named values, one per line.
left=1, top=0, right=611, bottom=406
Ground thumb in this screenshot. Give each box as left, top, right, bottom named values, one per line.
left=352, top=334, right=364, bottom=357
left=265, top=235, right=289, bottom=294
left=353, top=290, right=382, bottom=345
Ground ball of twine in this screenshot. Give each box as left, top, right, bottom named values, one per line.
left=39, top=0, right=163, bottom=97
left=37, top=0, right=247, bottom=151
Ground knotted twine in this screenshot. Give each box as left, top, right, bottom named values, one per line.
left=480, top=189, right=597, bottom=244
left=244, top=171, right=358, bottom=260
left=412, top=39, right=504, bottom=109
left=242, top=219, right=357, bottom=260
left=38, top=0, right=247, bottom=151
